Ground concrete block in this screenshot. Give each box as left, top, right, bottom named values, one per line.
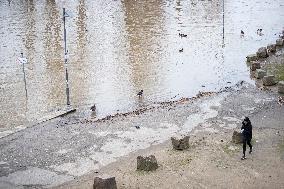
left=93, top=176, right=117, bottom=189
left=171, top=136, right=190, bottom=150
left=232, top=131, right=243, bottom=144
left=137, top=155, right=158, bottom=171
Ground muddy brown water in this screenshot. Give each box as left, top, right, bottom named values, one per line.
left=0, top=0, right=284, bottom=129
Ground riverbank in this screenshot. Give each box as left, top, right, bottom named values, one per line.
left=53, top=83, right=284, bottom=189
left=1, top=79, right=284, bottom=188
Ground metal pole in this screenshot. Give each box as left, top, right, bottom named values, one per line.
left=222, top=0, right=225, bottom=44
left=63, top=8, right=71, bottom=106
left=21, top=53, right=28, bottom=98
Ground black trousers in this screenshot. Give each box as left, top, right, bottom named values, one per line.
left=243, top=137, right=252, bottom=156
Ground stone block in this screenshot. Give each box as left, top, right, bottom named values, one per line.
left=137, top=155, right=158, bottom=171
left=255, top=69, right=267, bottom=79
left=256, top=47, right=268, bottom=58
left=232, top=131, right=243, bottom=144
left=278, top=81, right=284, bottom=94
left=250, top=62, right=261, bottom=71
left=171, top=136, right=190, bottom=150
left=267, top=44, right=276, bottom=53
left=246, top=54, right=257, bottom=62
left=263, top=75, right=277, bottom=86
left=93, top=176, right=117, bottom=189
left=276, top=39, right=284, bottom=46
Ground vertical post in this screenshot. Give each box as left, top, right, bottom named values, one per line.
left=63, top=8, right=71, bottom=106
left=222, top=0, right=225, bottom=44
left=21, top=53, right=28, bottom=98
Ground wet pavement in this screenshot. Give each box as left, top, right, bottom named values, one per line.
left=1, top=0, right=284, bottom=129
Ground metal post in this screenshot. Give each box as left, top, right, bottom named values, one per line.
left=222, top=0, right=225, bottom=44
left=21, top=53, right=28, bottom=98
left=63, top=8, right=71, bottom=106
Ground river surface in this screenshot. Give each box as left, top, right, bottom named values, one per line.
left=0, top=0, right=284, bottom=129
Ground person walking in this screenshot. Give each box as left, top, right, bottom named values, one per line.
left=241, top=117, right=253, bottom=160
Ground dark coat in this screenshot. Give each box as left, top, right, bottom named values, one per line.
left=241, top=120, right=252, bottom=139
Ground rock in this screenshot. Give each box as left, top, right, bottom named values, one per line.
left=278, top=81, right=284, bottom=93
left=263, top=75, right=277, bottom=86
left=232, top=131, right=243, bottom=144
left=276, top=39, right=284, bottom=46
left=255, top=69, right=267, bottom=79
left=137, top=155, right=158, bottom=171
left=171, top=136, right=190, bottom=150
left=93, top=176, right=117, bottom=189
left=250, top=62, right=261, bottom=71
left=267, top=44, right=276, bottom=53
left=256, top=47, right=268, bottom=58
left=246, top=54, right=258, bottom=62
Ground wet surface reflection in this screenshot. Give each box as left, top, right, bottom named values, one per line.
left=0, top=0, right=284, bottom=128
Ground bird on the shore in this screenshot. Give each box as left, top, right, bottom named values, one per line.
left=135, top=125, right=140, bottom=129
left=257, top=29, right=263, bottom=35
left=90, top=104, right=96, bottom=111
left=278, top=96, right=284, bottom=106
left=137, top=90, right=143, bottom=98
left=179, top=48, right=183, bottom=52
left=241, top=30, right=244, bottom=35
left=179, top=33, right=187, bottom=37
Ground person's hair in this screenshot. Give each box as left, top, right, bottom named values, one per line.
left=244, top=117, right=251, bottom=126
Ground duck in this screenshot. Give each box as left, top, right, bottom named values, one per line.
left=137, top=90, right=143, bottom=97
left=179, top=48, right=183, bottom=52
left=90, top=104, right=96, bottom=111
left=257, top=29, right=263, bottom=36
left=241, top=30, right=244, bottom=35
left=278, top=96, right=284, bottom=106
left=179, top=33, right=187, bottom=37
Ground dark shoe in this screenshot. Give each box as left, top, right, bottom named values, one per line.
left=249, top=150, right=252, bottom=154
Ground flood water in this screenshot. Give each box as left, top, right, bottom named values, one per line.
left=0, top=0, right=284, bottom=129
